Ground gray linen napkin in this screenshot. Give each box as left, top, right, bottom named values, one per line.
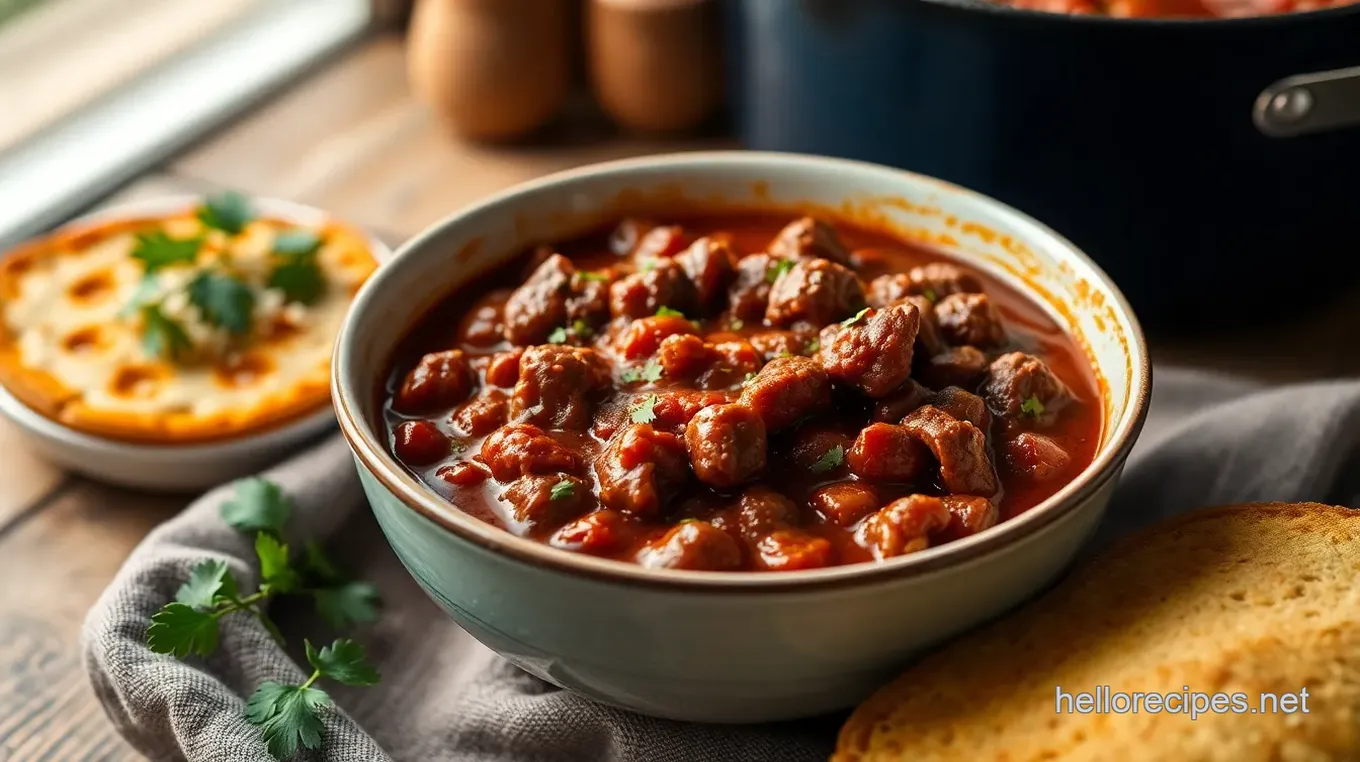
left=82, top=368, right=1360, bottom=762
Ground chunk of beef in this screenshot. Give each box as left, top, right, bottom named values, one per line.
left=657, top=334, right=717, bottom=379
left=594, top=424, right=689, bottom=517
left=709, top=341, right=762, bottom=383
left=734, top=486, right=799, bottom=537
left=871, top=379, right=933, bottom=423
left=728, top=253, right=786, bottom=321
left=867, top=273, right=912, bottom=308
left=450, top=388, right=509, bottom=436
left=811, top=482, right=880, bottom=527
left=393, top=420, right=450, bottom=465
left=854, top=495, right=951, bottom=560
left=818, top=302, right=920, bottom=398
left=848, top=423, right=930, bottom=483
left=765, top=258, right=865, bottom=327
left=675, top=237, right=736, bottom=313
left=550, top=510, right=627, bottom=555
left=929, top=386, right=990, bottom=430
left=609, top=259, right=697, bottom=320
left=395, top=349, right=475, bottom=413
left=935, top=292, right=1006, bottom=348
left=766, top=217, right=853, bottom=267
left=504, top=254, right=573, bottom=345
left=500, top=474, right=588, bottom=527
left=905, top=294, right=946, bottom=356
left=630, top=225, right=686, bottom=263
left=484, top=349, right=523, bottom=388
left=790, top=423, right=854, bottom=473
left=936, top=495, right=999, bottom=543
left=738, top=356, right=832, bottom=432
left=899, top=405, right=999, bottom=496
left=1005, top=432, right=1073, bottom=481
left=908, top=262, right=984, bottom=298
left=457, top=290, right=511, bottom=347
left=636, top=521, right=743, bottom=571
left=616, top=315, right=698, bottom=360
left=479, top=423, right=581, bottom=482
left=749, top=330, right=811, bottom=361
left=919, top=345, right=988, bottom=389
left=509, top=345, right=610, bottom=430
left=437, top=460, right=489, bottom=487
left=752, top=530, right=834, bottom=571
left=981, top=352, right=1073, bottom=424
left=684, top=404, right=767, bottom=488
left=566, top=272, right=612, bottom=327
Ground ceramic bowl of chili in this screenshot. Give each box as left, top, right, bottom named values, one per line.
left=332, top=151, right=1151, bottom=723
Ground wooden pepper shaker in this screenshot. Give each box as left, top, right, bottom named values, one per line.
left=407, top=0, right=572, bottom=141
left=586, top=0, right=723, bottom=135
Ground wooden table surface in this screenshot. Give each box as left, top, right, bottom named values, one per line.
left=1, top=32, right=1357, bottom=762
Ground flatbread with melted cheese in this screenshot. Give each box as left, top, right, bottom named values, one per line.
left=0, top=209, right=376, bottom=442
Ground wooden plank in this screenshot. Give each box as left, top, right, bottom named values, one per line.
left=173, top=35, right=731, bottom=240
left=0, top=479, right=183, bottom=762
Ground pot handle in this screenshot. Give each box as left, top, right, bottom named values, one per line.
left=1254, top=65, right=1360, bottom=138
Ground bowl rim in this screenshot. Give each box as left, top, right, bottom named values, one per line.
left=333, top=150, right=1151, bottom=592
left=0, top=193, right=391, bottom=455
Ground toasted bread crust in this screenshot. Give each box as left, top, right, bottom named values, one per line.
left=836, top=502, right=1360, bottom=762
left=0, top=211, right=375, bottom=443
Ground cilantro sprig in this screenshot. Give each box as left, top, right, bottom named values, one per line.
left=140, top=304, right=192, bottom=360
left=146, top=477, right=382, bottom=760
left=550, top=480, right=575, bottom=501
left=198, top=191, right=255, bottom=235
left=841, top=307, right=871, bottom=327
left=810, top=445, right=845, bottom=474
left=188, top=271, right=256, bottom=335
left=268, top=229, right=327, bottom=305
left=245, top=639, right=379, bottom=759
left=131, top=231, right=202, bottom=273
left=766, top=258, right=795, bottom=284
left=548, top=320, right=594, bottom=345
left=1020, top=395, right=1046, bottom=418
left=631, top=394, right=659, bottom=424
left=621, top=359, right=663, bottom=384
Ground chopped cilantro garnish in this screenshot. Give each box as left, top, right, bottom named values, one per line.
left=131, top=231, right=201, bottom=273
left=550, top=480, right=575, bottom=501
left=631, top=394, right=659, bottom=424
left=547, top=327, right=569, bottom=344
left=655, top=306, right=685, bottom=319
left=140, top=304, right=192, bottom=360
left=810, top=445, right=845, bottom=474
left=571, top=319, right=593, bottom=338
left=841, top=307, right=871, bottom=327
left=188, top=271, right=256, bottom=335
left=197, top=191, right=254, bottom=235
left=623, top=359, right=664, bottom=384
left=765, top=258, right=795, bottom=284
left=730, top=319, right=744, bottom=331
left=922, top=287, right=939, bottom=303
left=805, top=339, right=820, bottom=354
left=1020, top=395, right=1046, bottom=418
left=742, top=372, right=756, bottom=385
left=577, top=271, right=609, bottom=282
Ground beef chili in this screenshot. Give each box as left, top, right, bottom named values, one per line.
left=384, top=214, right=1101, bottom=572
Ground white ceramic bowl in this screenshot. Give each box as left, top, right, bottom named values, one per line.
left=0, top=195, right=392, bottom=492
left=334, top=152, right=1150, bottom=723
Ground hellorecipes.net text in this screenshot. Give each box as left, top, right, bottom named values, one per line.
left=1056, top=686, right=1311, bottom=721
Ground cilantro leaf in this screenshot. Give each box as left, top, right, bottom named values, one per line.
left=197, top=191, right=254, bottom=235
left=742, top=372, right=756, bottom=385
left=301, top=540, right=343, bottom=584
left=188, top=271, right=256, bottom=335
left=306, top=638, right=381, bottom=686
left=922, top=287, right=939, bottom=303
left=810, top=445, right=845, bottom=474
left=550, top=480, right=575, bottom=502
left=841, top=307, right=871, bottom=327
left=140, top=304, right=192, bottom=361
left=147, top=603, right=219, bottom=658
left=131, top=231, right=201, bottom=273
left=623, top=359, right=663, bottom=384
left=1020, top=395, right=1046, bottom=418
left=246, top=682, right=329, bottom=760
left=267, top=260, right=326, bottom=306
left=577, top=271, right=608, bottom=282
left=805, top=339, right=820, bottom=354
left=120, top=275, right=161, bottom=317
left=547, top=327, right=568, bottom=344
left=655, top=306, right=685, bottom=319
left=766, top=258, right=795, bottom=284
left=175, top=559, right=237, bottom=611
left=729, top=319, right=744, bottom=331
left=630, top=394, right=659, bottom=424
left=221, top=478, right=292, bottom=535
left=571, top=319, right=593, bottom=339
left=272, top=229, right=322, bottom=258
left=255, top=533, right=298, bottom=594
left=312, top=581, right=382, bottom=629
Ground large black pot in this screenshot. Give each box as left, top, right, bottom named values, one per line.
left=726, top=0, right=1360, bottom=332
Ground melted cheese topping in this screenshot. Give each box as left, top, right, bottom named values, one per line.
left=2, top=214, right=372, bottom=430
